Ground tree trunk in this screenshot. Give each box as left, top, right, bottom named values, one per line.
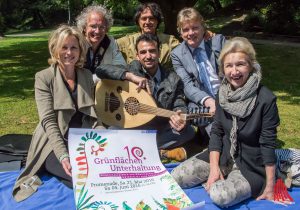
left=71, top=0, right=85, bottom=23
left=139, top=0, right=197, bottom=37
left=32, top=10, right=40, bottom=29
left=36, top=10, right=46, bottom=27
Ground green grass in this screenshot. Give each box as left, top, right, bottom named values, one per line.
left=0, top=32, right=49, bottom=135
left=0, top=26, right=299, bottom=148
left=255, top=43, right=300, bottom=148
left=109, top=25, right=137, bottom=38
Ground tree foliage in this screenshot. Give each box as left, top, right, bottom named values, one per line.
left=238, top=0, right=300, bottom=35
left=0, top=0, right=69, bottom=29
left=92, top=0, right=139, bottom=25
left=263, top=0, right=300, bottom=34
left=0, top=0, right=299, bottom=36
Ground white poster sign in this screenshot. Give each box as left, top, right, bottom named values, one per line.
left=68, top=128, right=193, bottom=210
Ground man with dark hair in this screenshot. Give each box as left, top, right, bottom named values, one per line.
left=133, top=2, right=163, bottom=31
left=96, top=33, right=195, bottom=161
left=117, top=2, right=179, bottom=69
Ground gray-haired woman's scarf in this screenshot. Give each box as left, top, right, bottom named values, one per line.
left=219, top=64, right=262, bottom=159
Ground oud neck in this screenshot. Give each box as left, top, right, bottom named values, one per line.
left=186, top=112, right=213, bottom=120
left=139, top=103, right=177, bottom=118
left=138, top=103, right=213, bottom=120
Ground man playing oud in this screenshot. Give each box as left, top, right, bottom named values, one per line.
left=96, top=34, right=195, bottom=161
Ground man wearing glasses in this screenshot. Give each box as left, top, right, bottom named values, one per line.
left=76, top=5, right=126, bottom=82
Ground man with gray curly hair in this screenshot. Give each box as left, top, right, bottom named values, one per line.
left=76, top=4, right=126, bottom=81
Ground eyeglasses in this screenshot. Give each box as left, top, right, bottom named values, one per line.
left=88, top=24, right=107, bottom=31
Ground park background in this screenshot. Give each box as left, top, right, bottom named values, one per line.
left=0, top=0, right=299, bottom=149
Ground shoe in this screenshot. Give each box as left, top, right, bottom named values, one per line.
left=160, top=147, right=187, bottom=162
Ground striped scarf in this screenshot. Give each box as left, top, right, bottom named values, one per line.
left=219, top=64, right=262, bottom=159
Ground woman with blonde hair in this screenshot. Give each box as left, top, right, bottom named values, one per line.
left=13, top=25, right=101, bottom=202
left=172, top=37, right=280, bottom=207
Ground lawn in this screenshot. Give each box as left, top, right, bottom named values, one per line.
left=0, top=26, right=299, bottom=148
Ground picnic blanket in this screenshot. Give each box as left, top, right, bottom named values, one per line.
left=0, top=163, right=299, bottom=210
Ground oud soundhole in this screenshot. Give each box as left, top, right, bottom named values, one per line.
left=115, top=114, right=121, bottom=121
left=124, top=97, right=140, bottom=115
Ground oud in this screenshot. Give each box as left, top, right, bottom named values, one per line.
left=95, top=79, right=213, bottom=128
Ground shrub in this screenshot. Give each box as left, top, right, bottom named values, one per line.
left=263, top=1, right=299, bottom=35
left=243, top=10, right=264, bottom=32
left=194, top=0, right=215, bottom=16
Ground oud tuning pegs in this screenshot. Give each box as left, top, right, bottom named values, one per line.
left=188, top=106, right=213, bottom=127
left=115, top=113, right=121, bottom=121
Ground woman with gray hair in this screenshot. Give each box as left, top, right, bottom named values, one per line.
left=76, top=4, right=125, bottom=81
left=171, top=37, right=280, bottom=208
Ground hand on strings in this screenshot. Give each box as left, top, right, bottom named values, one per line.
left=169, top=110, right=186, bottom=132
left=61, top=157, right=72, bottom=177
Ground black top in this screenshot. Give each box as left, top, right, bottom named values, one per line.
left=209, top=85, right=280, bottom=197
left=61, top=71, right=84, bottom=140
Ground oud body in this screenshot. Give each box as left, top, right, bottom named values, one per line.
left=95, top=79, right=213, bottom=128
